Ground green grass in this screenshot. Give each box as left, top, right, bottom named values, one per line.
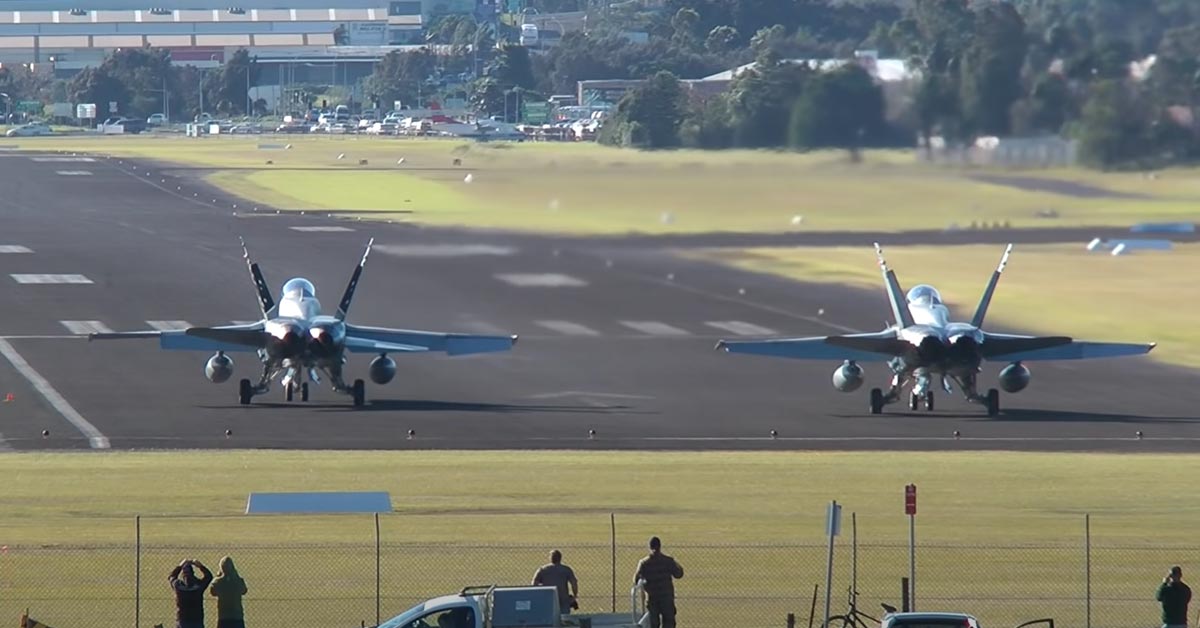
left=9, top=134, right=1200, bottom=235
left=0, top=450, right=1193, bottom=628
left=696, top=242, right=1198, bottom=369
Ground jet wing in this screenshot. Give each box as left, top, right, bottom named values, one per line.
left=345, top=324, right=517, bottom=356
left=982, top=333, right=1156, bottom=361
left=716, top=330, right=900, bottom=362
left=89, top=322, right=267, bottom=353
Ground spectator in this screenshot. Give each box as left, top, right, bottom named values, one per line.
left=169, top=559, right=213, bottom=628
left=209, top=556, right=249, bottom=628
left=532, top=550, right=579, bottom=613
left=633, top=537, right=683, bottom=628
left=1158, top=565, right=1191, bottom=628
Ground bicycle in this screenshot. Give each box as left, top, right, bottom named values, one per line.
left=821, top=586, right=894, bottom=628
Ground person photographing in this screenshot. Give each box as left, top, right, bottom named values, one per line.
left=1157, top=565, right=1191, bottom=628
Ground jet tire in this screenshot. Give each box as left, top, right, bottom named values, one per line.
left=986, top=389, right=1000, bottom=417
left=238, top=378, right=253, bottom=405
left=869, top=387, right=884, bottom=415
left=352, top=379, right=366, bottom=407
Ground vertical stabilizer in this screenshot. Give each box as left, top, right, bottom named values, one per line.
left=240, top=237, right=276, bottom=319
left=971, top=243, right=1013, bottom=328
left=874, top=243, right=915, bottom=328
left=336, top=238, right=374, bottom=321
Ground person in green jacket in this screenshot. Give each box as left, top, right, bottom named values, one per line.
left=209, top=556, right=249, bottom=628
left=1157, top=565, right=1191, bottom=628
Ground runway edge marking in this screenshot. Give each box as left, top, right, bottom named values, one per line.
left=0, top=339, right=110, bottom=449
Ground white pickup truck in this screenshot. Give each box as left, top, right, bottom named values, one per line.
left=376, top=584, right=647, bottom=628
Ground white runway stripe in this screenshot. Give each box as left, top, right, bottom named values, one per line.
left=618, top=321, right=691, bottom=336
left=495, top=273, right=588, bottom=287
left=11, top=274, right=92, bottom=284
left=31, top=156, right=95, bottom=162
left=146, top=320, right=191, bottom=331
left=61, top=320, right=113, bottom=335
left=0, top=245, right=32, bottom=253
left=56, top=170, right=93, bottom=176
left=705, top=321, right=778, bottom=336
left=535, top=320, right=601, bottom=336
left=289, top=226, right=355, bottom=232
left=0, top=338, right=109, bottom=449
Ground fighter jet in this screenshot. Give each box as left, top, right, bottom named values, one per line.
left=89, top=238, right=517, bottom=406
left=715, top=243, right=1155, bottom=416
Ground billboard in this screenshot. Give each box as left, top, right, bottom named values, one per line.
left=339, top=22, right=386, bottom=45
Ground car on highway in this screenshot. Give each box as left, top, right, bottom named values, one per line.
left=6, top=122, right=52, bottom=137
left=147, top=113, right=168, bottom=126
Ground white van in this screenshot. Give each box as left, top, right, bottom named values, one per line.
left=520, top=23, right=539, bottom=46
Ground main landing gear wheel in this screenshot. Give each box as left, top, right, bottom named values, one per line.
left=986, top=388, right=1000, bottom=417
left=238, top=378, right=253, bottom=406
left=285, top=383, right=294, bottom=402
left=352, top=379, right=366, bottom=407
left=908, top=392, right=918, bottom=411
left=924, top=391, right=934, bottom=411
left=869, top=387, right=884, bottom=415
left=301, top=382, right=309, bottom=402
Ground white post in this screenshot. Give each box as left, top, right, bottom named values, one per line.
left=908, top=511, right=915, bottom=611
left=824, top=501, right=840, bottom=627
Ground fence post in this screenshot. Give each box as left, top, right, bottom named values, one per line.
left=1085, top=513, right=1091, bottom=628
left=610, top=513, right=616, bottom=613
left=135, top=515, right=141, bottom=628
left=375, top=512, right=382, bottom=627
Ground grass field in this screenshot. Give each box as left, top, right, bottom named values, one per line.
left=697, top=243, right=1198, bottom=369
left=0, top=450, right=1193, bottom=628
left=9, top=134, right=1200, bottom=235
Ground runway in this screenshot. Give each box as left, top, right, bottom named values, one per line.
left=0, top=151, right=1194, bottom=451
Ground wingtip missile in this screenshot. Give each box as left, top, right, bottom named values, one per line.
left=714, top=340, right=727, bottom=351
left=511, top=334, right=520, bottom=346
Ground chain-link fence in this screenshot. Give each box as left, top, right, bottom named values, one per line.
left=0, top=514, right=1190, bottom=628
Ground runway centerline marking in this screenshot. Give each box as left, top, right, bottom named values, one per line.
left=377, top=244, right=517, bottom=258
left=61, top=321, right=113, bottom=335
left=705, top=321, right=778, bottom=336
left=495, top=273, right=588, bottom=287
left=289, top=226, right=355, bottom=232
left=31, top=157, right=95, bottom=162
left=146, top=320, right=192, bottom=331
left=0, top=338, right=109, bottom=449
left=0, top=245, right=32, bottom=253
left=534, top=320, right=601, bottom=336
left=618, top=321, right=691, bottom=336
left=11, top=274, right=93, bottom=284
left=55, top=170, right=93, bottom=176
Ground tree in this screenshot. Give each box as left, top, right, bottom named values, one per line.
left=364, top=48, right=437, bottom=110
left=671, top=8, right=701, bottom=50
left=787, top=64, right=888, bottom=160
left=487, top=44, right=537, bottom=90
left=958, top=3, right=1028, bottom=136
left=680, top=93, right=734, bottom=148
left=727, top=55, right=811, bottom=148
left=600, top=71, right=686, bottom=148
left=705, top=25, right=739, bottom=54
left=209, top=48, right=259, bottom=115
left=1075, top=79, right=1153, bottom=169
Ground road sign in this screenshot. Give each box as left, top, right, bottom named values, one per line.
left=826, top=501, right=842, bottom=536
left=76, top=103, right=96, bottom=119
left=522, top=101, right=549, bottom=124
left=108, top=101, right=118, bottom=113
left=905, top=484, right=916, bottom=515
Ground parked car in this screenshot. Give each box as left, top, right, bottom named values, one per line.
left=275, top=123, right=309, bottom=134
left=146, top=113, right=168, bottom=126
left=6, top=122, right=52, bottom=137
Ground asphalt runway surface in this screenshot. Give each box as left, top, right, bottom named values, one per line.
left=0, top=151, right=1195, bottom=452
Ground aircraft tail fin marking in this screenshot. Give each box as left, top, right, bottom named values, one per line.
left=874, top=243, right=915, bottom=328
left=336, top=238, right=374, bottom=321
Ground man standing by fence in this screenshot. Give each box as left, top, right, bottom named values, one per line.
left=169, top=559, right=213, bottom=628
left=1158, top=565, right=1191, bottom=628
left=533, top=550, right=579, bottom=613
left=634, top=537, right=684, bottom=628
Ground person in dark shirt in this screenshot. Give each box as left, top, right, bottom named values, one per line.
left=633, top=537, right=684, bottom=628
left=1157, top=565, right=1191, bottom=628
left=532, top=550, right=579, bottom=613
left=169, top=558, right=214, bottom=628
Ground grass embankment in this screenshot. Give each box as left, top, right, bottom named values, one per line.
left=8, top=134, right=1200, bottom=235
left=697, top=243, right=1198, bottom=369
left=0, top=451, right=1192, bottom=628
